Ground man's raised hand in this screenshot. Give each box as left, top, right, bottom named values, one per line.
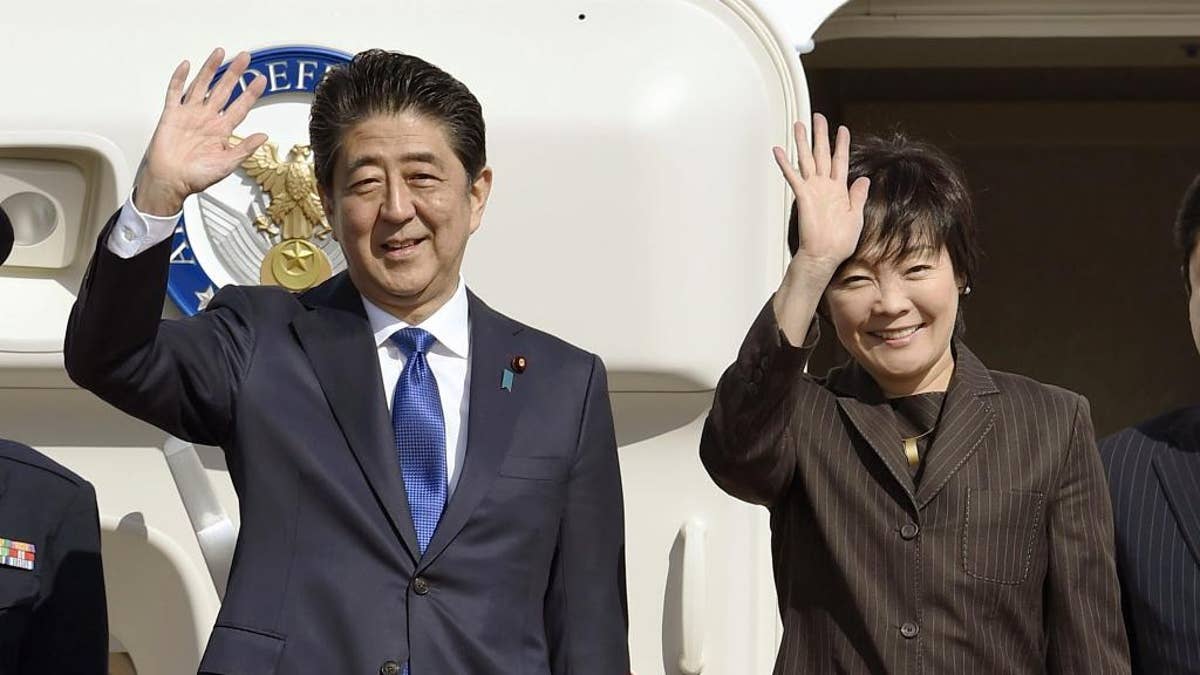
left=134, top=48, right=268, bottom=216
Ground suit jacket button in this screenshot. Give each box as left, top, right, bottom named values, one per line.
left=380, top=660, right=401, bottom=675
left=413, top=576, right=430, bottom=595
left=900, top=523, right=919, bottom=540
left=900, top=622, right=920, bottom=639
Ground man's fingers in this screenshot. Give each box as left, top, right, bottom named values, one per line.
left=848, top=176, right=871, bottom=216
left=221, top=73, right=267, bottom=127
left=206, top=51, right=251, bottom=110
left=164, top=60, right=190, bottom=108
left=221, top=132, right=268, bottom=176
left=230, top=132, right=269, bottom=162
left=832, top=125, right=851, bottom=183
left=183, top=47, right=225, bottom=105
left=794, top=120, right=816, bottom=180
left=812, top=113, right=831, bottom=178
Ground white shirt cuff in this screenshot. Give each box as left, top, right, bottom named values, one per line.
left=105, top=195, right=182, bottom=259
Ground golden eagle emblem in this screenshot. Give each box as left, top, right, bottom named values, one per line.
left=228, top=136, right=334, bottom=291
left=239, top=140, right=331, bottom=241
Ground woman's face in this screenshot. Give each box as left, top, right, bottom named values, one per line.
left=824, top=245, right=961, bottom=396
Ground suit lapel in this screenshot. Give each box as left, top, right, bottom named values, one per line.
left=291, top=273, right=420, bottom=561
left=915, top=342, right=998, bottom=509
left=1153, top=417, right=1200, bottom=567
left=829, top=340, right=999, bottom=509
left=831, top=364, right=918, bottom=502
left=420, top=291, right=522, bottom=569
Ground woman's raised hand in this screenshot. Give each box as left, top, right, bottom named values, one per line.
left=773, top=113, right=870, bottom=279
left=770, top=114, right=871, bottom=344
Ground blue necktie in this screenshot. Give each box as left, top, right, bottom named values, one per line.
left=391, top=328, right=446, bottom=675
left=390, top=327, right=447, bottom=554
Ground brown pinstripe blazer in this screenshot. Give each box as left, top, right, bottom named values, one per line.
left=701, top=301, right=1130, bottom=674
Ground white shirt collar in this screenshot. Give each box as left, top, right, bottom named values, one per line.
left=361, top=278, right=470, bottom=358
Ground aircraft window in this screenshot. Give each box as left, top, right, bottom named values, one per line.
left=1, top=191, right=57, bottom=247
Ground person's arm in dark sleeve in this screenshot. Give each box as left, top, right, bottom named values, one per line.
left=64, top=211, right=255, bottom=446
left=702, top=114, right=870, bottom=507
left=1043, top=396, right=1131, bottom=673
left=700, top=299, right=820, bottom=506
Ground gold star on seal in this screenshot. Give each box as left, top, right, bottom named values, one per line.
left=281, top=241, right=314, bottom=274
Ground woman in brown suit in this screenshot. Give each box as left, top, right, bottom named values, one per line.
left=700, top=115, right=1129, bottom=674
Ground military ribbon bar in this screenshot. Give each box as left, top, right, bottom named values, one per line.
left=0, top=538, right=36, bottom=571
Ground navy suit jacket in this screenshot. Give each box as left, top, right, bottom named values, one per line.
left=0, top=440, right=107, bottom=675
left=1101, top=407, right=1200, bottom=674
left=64, top=214, right=629, bottom=674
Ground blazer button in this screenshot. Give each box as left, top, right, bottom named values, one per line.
left=413, top=576, right=431, bottom=595
left=900, top=622, right=920, bottom=639
left=900, top=523, right=919, bottom=540
left=380, top=660, right=401, bottom=675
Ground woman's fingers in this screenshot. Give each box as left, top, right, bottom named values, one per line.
left=794, top=120, right=816, bottom=180
left=772, top=146, right=803, bottom=194
left=832, top=125, right=850, bottom=183
left=848, top=176, right=871, bottom=217
left=812, top=113, right=831, bottom=177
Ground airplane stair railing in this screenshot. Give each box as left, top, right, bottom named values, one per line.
left=162, top=436, right=236, bottom=598
left=679, top=517, right=707, bottom=674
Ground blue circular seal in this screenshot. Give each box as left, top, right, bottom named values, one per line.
left=166, top=45, right=352, bottom=316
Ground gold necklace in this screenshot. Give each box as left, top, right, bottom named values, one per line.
left=902, top=427, right=935, bottom=467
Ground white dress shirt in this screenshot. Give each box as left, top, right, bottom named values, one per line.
left=106, top=196, right=180, bottom=259
left=106, top=196, right=472, bottom=497
left=362, top=283, right=471, bottom=498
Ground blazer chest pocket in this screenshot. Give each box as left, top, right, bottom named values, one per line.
left=962, top=488, right=1046, bottom=585
left=498, top=456, right=569, bottom=482
left=198, top=624, right=286, bottom=675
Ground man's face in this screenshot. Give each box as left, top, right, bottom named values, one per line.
left=320, top=111, right=492, bottom=321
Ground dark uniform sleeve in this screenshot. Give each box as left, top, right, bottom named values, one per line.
left=25, top=482, right=107, bottom=675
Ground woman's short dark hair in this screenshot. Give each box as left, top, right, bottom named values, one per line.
left=309, top=49, right=486, bottom=190
left=1174, top=174, right=1200, bottom=293
left=788, top=132, right=979, bottom=288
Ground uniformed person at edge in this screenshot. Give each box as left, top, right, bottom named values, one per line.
left=0, top=206, right=108, bottom=674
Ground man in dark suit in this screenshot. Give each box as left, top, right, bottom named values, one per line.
left=64, top=48, right=628, bottom=674
left=1100, top=174, right=1200, bottom=674
left=0, top=203, right=108, bottom=673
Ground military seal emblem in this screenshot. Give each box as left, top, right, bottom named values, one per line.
left=166, top=46, right=352, bottom=315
